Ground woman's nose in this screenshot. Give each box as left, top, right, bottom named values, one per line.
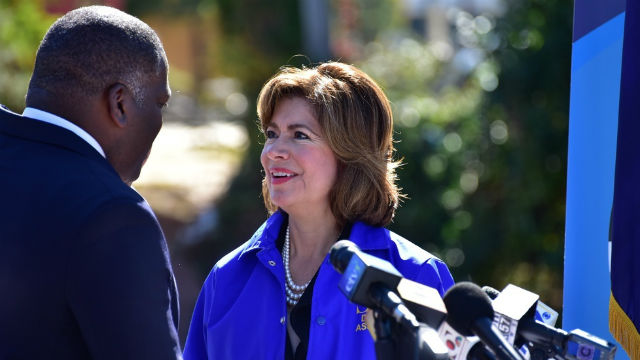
left=265, top=138, right=290, bottom=160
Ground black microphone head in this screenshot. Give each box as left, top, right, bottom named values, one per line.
left=443, top=282, right=495, bottom=337
left=329, top=239, right=359, bottom=274
left=482, top=285, right=501, bottom=300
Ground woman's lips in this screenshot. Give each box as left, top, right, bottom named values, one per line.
left=269, top=168, right=297, bottom=185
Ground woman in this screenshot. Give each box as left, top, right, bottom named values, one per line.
left=184, top=62, right=454, bottom=359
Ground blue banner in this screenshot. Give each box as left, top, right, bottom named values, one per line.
left=609, top=0, right=640, bottom=357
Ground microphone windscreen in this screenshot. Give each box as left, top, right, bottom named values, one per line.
left=329, top=239, right=358, bottom=273
left=443, top=282, right=495, bottom=337
left=482, top=285, right=501, bottom=300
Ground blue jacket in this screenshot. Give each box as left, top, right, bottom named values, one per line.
left=184, top=211, right=454, bottom=359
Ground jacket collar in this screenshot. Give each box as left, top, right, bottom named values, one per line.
left=22, top=107, right=106, bottom=158
left=348, top=221, right=392, bottom=251
left=238, top=210, right=391, bottom=259
left=0, top=105, right=106, bottom=161
left=239, top=210, right=285, bottom=259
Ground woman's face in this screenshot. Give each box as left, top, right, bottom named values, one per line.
left=261, top=96, right=338, bottom=215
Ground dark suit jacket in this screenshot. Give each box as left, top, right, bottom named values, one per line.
left=0, top=106, right=181, bottom=359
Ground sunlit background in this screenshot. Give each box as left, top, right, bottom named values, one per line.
left=0, top=0, right=571, bottom=344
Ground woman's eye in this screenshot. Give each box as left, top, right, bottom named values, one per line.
left=265, top=130, right=277, bottom=139
left=294, top=131, right=310, bottom=140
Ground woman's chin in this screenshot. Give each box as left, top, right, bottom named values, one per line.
left=271, top=201, right=300, bottom=215
left=269, top=197, right=290, bottom=211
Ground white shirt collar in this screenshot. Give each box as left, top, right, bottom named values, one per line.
left=22, top=107, right=106, bottom=158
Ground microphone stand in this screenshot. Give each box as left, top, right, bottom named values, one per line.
left=372, top=310, right=449, bottom=360
left=373, top=311, right=397, bottom=360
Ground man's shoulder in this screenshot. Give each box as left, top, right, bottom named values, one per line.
left=3, top=110, right=141, bottom=204
left=48, top=151, right=142, bottom=209
left=0, top=127, right=144, bottom=227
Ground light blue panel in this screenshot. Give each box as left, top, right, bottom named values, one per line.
left=564, top=12, right=626, bottom=358
left=572, top=13, right=626, bottom=69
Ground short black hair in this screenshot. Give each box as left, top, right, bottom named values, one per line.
left=27, top=6, right=167, bottom=104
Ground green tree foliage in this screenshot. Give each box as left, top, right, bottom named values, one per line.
left=357, top=0, right=570, bottom=311
left=477, top=0, right=570, bottom=309
left=0, top=0, right=54, bottom=110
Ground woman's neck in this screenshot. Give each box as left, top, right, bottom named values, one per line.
left=283, top=206, right=339, bottom=287
left=287, top=211, right=339, bottom=260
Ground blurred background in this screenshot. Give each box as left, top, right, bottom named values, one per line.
left=0, top=0, right=571, bottom=344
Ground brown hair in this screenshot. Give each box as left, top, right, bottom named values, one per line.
left=257, top=62, right=404, bottom=228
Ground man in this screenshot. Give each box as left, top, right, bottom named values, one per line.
left=0, top=6, right=181, bottom=359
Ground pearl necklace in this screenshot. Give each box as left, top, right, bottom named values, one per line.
left=284, top=225, right=311, bottom=306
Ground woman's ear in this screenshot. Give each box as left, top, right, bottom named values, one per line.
left=107, top=83, right=128, bottom=128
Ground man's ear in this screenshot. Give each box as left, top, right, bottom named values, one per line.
left=107, top=83, right=129, bottom=128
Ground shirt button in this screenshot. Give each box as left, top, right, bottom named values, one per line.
left=280, top=316, right=285, bottom=324
left=268, top=260, right=276, bottom=266
left=316, top=316, right=326, bottom=326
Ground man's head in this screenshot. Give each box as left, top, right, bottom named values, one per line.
left=26, top=6, right=171, bottom=185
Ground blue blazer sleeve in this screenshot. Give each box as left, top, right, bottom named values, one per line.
left=66, top=199, right=182, bottom=360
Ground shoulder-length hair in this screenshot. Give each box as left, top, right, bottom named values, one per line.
left=257, top=62, right=404, bottom=228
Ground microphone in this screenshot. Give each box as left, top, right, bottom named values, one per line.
left=331, top=240, right=495, bottom=360
left=330, top=240, right=450, bottom=359
left=330, top=239, right=447, bottom=328
left=330, top=240, right=411, bottom=327
left=565, top=329, right=616, bottom=360
left=443, top=282, right=525, bottom=360
left=438, top=321, right=496, bottom=360
left=329, top=240, right=495, bottom=360
left=482, top=286, right=558, bottom=327
left=483, top=284, right=617, bottom=360
left=483, top=284, right=558, bottom=354
left=369, top=282, right=421, bottom=330
left=483, top=284, right=558, bottom=359
left=487, top=284, right=540, bottom=348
